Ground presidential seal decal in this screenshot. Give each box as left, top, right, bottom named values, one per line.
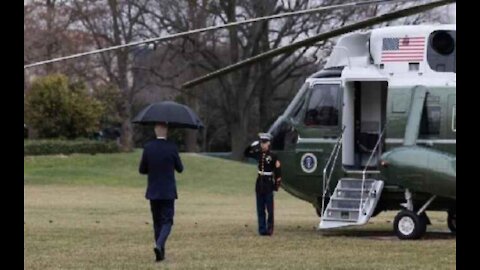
left=301, top=153, right=317, bottom=173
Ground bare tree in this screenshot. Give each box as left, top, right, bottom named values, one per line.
left=71, top=0, right=152, bottom=151
left=24, top=0, right=112, bottom=91
left=25, top=0, right=450, bottom=152
left=25, top=0, right=101, bottom=137
left=136, top=0, right=372, bottom=159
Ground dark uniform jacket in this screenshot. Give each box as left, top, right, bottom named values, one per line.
left=139, top=138, right=183, bottom=200
left=244, top=143, right=281, bottom=194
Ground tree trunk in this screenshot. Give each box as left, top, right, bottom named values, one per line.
left=45, top=0, right=55, bottom=73
left=259, top=81, right=271, bottom=131
left=201, top=125, right=208, bottom=152
left=184, top=129, right=198, bottom=152
left=230, top=115, right=249, bottom=160
left=117, top=77, right=134, bottom=150
left=119, top=115, right=133, bottom=151
left=183, top=0, right=208, bottom=153
left=109, top=0, right=133, bottom=151
left=258, top=65, right=274, bottom=131
left=257, top=1, right=273, bottom=131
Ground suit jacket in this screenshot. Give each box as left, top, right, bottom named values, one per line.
left=139, top=138, right=184, bottom=200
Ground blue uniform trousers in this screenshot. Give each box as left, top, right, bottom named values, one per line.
left=256, top=192, right=274, bottom=235
left=150, top=200, right=174, bottom=249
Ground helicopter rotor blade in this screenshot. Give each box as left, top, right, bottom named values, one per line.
left=182, top=0, right=455, bottom=88
left=24, top=0, right=414, bottom=69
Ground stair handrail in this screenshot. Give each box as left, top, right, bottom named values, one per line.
left=321, top=126, right=346, bottom=216
left=359, top=126, right=387, bottom=214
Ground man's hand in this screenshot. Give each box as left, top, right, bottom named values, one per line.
left=244, top=140, right=261, bottom=158
left=274, top=160, right=282, bottom=191
left=275, top=177, right=282, bottom=191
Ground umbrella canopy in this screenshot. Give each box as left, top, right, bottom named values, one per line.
left=132, top=101, right=204, bottom=129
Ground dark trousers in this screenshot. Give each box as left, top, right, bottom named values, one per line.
left=150, top=199, right=174, bottom=249
left=256, top=192, right=274, bottom=235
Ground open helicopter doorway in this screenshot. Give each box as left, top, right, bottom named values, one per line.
left=342, top=81, right=388, bottom=171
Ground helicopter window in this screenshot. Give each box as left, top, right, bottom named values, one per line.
left=431, top=31, right=455, bottom=55
left=292, top=98, right=306, bottom=121
left=409, top=63, right=419, bottom=71
left=304, top=84, right=340, bottom=126
left=427, top=30, right=455, bottom=73
left=283, top=82, right=308, bottom=119
left=270, top=120, right=298, bottom=151
left=420, top=105, right=441, bottom=136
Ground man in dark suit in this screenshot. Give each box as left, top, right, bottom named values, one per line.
left=139, top=123, right=183, bottom=262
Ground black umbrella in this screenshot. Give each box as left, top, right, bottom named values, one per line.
left=132, top=101, right=204, bottom=129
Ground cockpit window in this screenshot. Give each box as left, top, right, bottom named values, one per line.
left=304, top=84, right=340, bottom=126
left=283, top=82, right=309, bottom=120
left=292, top=98, right=305, bottom=121
left=268, top=83, right=308, bottom=150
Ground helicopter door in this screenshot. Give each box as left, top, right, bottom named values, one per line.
left=448, top=95, right=456, bottom=135
left=446, top=94, right=456, bottom=155
left=343, top=81, right=388, bottom=170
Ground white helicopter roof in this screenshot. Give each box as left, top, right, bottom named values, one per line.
left=369, top=24, right=455, bottom=65
left=323, top=24, right=456, bottom=85
left=370, top=24, right=455, bottom=36
left=326, top=24, right=456, bottom=68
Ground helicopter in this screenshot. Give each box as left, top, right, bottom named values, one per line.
left=182, top=0, right=456, bottom=240
left=24, top=0, right=456, bottom=240
left=244, top=23, right=456, bottom=240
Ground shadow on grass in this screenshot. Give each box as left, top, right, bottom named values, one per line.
left=272, top=223, right=455, bottom=241
left=318, top=229, right=456, bottom=240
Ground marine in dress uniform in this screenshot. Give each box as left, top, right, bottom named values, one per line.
left=244, top=133, right=282, bottom=236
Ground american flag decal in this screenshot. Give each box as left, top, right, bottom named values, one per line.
left=381, top=36, right=425, bottom=62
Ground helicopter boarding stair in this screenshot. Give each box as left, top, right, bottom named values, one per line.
left=318, top=128, right=385, bottom=229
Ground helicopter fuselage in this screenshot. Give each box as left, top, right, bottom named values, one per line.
left=267, top=24, right=456, bottom=216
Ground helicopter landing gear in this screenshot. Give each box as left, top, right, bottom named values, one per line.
left=400, top=189, right=414, bottom=211
left=394, top=210, right=426, bottom=240
left=447, top=207, right=456, bottom=234
left=419, top=211, right=432, bottom=225
left=393, top=189, right=436, bottom=240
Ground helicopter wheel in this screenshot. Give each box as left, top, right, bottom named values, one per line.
left=393, top=210, right=427, bottom=240
left=447, top=208, right=456, bottom=234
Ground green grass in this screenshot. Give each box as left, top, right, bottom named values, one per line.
left=24, top=151, right=256, bottom=195
left=24, top=151, right=456, bottom=269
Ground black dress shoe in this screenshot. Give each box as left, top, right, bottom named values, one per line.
left=154, top=247, right=164, bottom=262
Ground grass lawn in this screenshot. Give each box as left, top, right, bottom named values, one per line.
left=24, top=151, right=456, bottom=269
